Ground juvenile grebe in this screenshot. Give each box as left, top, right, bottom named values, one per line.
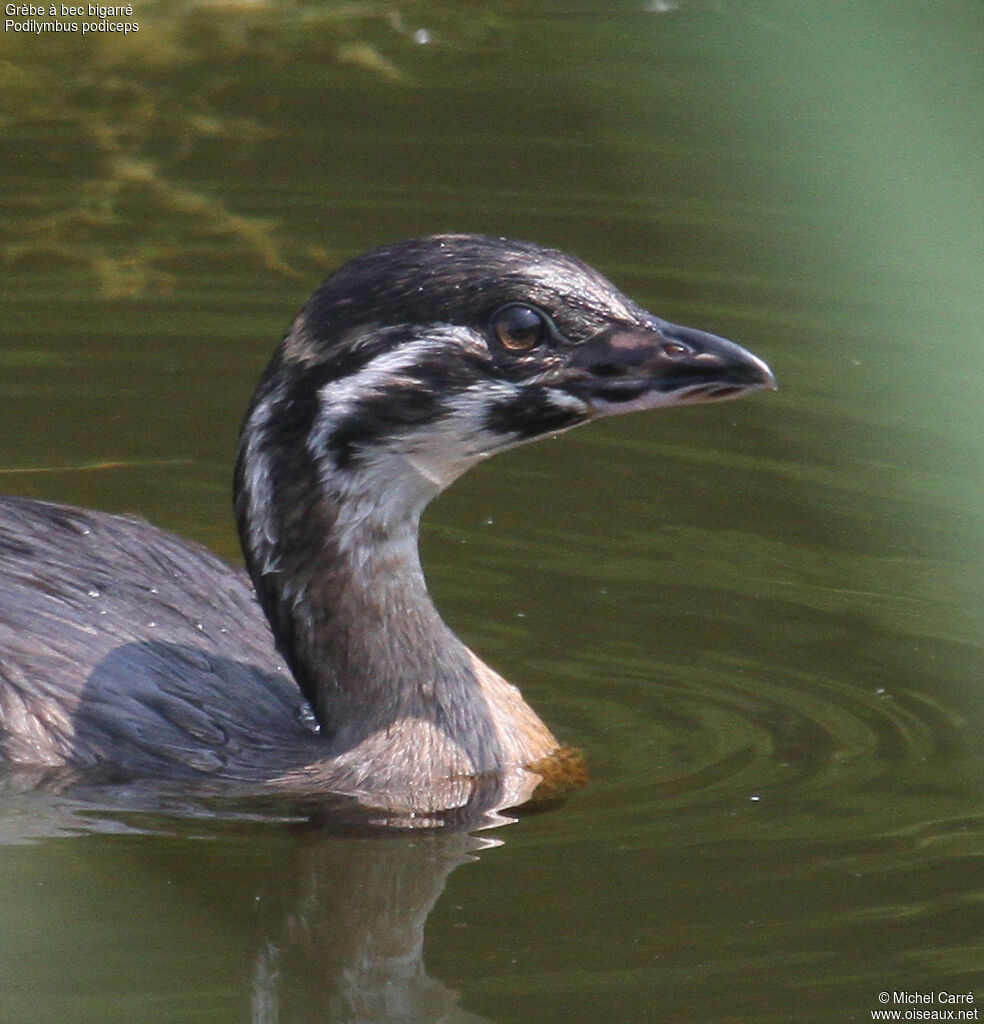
left=0, top=235, right=775, bottom=813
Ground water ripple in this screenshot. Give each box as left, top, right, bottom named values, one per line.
left=556, top=652, right=973, bottom=839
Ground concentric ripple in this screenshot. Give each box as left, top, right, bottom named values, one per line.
left=556, top=651, right=972, bottom=840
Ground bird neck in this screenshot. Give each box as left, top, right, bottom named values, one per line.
left=235, top=391, right=558, bottom=786
left=298, top=483, right=471, bottom=744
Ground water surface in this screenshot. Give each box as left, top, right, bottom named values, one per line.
left=1, top=1, right=983, bottom=1021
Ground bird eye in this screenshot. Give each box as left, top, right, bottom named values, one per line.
left=491, top=305, right=548, bottom=352
left=662, top=341, right=691, bottom=358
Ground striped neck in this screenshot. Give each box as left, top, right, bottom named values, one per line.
left=234, top=341, right=558, bottom=787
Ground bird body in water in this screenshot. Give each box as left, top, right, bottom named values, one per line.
left=0, top=235, right=775, bottom=814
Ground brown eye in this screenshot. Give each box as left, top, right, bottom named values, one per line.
left=662, top=341, right=691, bottom=358
left=492, top=305, right=548, bottom=352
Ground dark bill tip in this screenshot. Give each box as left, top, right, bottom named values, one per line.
left=562, top=320, right=776, bottom=416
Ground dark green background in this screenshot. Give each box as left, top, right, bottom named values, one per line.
left=1, top=2, right=982, bottom=1021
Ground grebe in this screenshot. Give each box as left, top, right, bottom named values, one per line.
left=0, top=235, right=775, bottom=813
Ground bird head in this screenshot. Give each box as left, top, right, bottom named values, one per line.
left=234, top=235, right=777, bottom=733
left=240, top=234, right=776, bottom=525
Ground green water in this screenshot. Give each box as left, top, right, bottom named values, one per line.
left=1, top=1, right=983, bottom=1021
